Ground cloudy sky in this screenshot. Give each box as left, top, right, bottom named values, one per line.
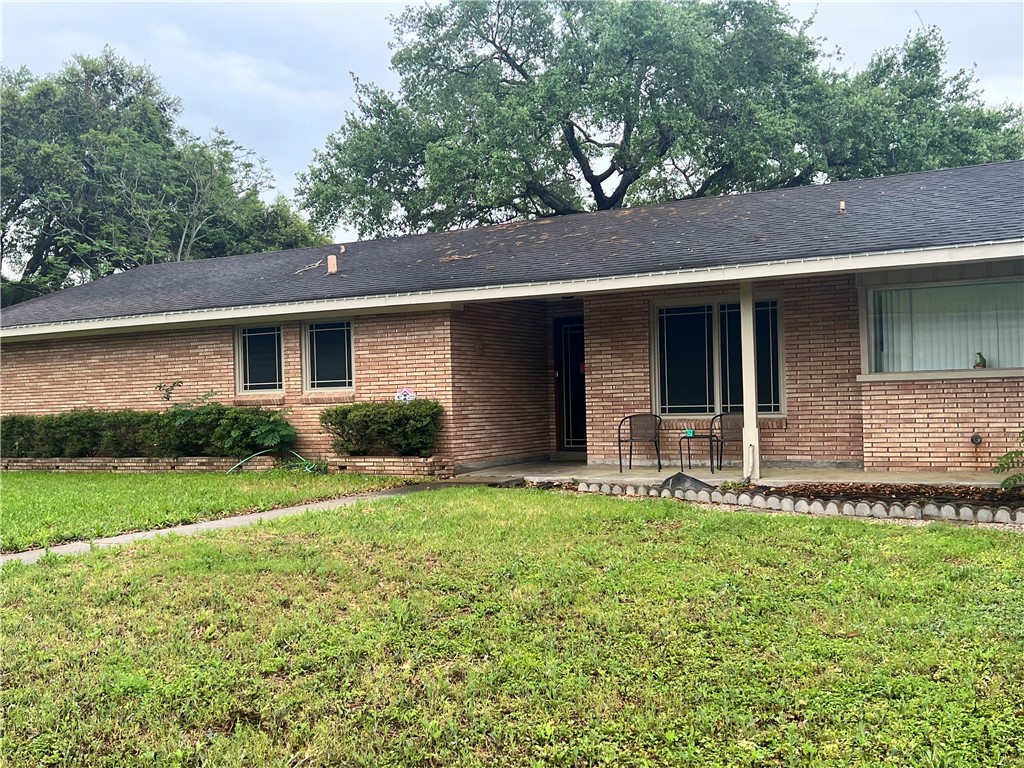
left=3, top=1, right=1022, bottom=240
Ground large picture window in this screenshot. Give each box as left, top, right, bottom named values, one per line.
left=239, top=326, right=283, bottom=391
left=869, top=280, right=1023, bottom=373
left=306, top=321, right=353, bottom=389
left=657, top=300, right=781, bottom=415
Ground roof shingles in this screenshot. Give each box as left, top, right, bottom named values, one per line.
left=4, top=161, right=1022, bottom=328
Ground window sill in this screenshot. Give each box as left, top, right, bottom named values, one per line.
left=858, top=368, right=1024, bottom=383
left=232, top=395, right=286, bottom=406
left=660, top=415, right=787, bottom=429
left=300, top=391, right=355, bottom=405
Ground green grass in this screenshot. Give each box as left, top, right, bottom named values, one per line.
left=0, top=471, right=410, bottom=552
left=2, top=488, right=1022, bottom=767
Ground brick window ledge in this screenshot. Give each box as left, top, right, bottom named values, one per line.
left=661, top=416, right=788, bottom=431
left=300, top=392, right=356, bottom=405
left=231, top=395, right=286, bottom=406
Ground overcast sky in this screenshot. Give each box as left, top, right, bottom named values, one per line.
left=2, top=1, right=1022, bottom=241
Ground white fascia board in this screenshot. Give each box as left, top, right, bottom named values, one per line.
left=3, top=239, right=1022, bottom=342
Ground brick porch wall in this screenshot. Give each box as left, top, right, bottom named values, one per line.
left=862, top=377, right=1024, bottom=471
left=584, top=293, right=654, bottom=464
left=449, top=301, right=550, bottom=467
left=758, top=274, right=863, bottom=464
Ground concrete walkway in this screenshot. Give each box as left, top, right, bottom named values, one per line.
left=1, top=483, right=441, bottom=567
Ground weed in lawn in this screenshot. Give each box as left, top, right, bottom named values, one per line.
left=1, top=488, right=1022, bottom=766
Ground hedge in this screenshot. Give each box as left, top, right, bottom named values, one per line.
left=0, top=405, right=297, bottom=459
left=319, top=400, right=443, bottom=457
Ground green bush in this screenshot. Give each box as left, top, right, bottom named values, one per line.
left=993, top=430, right=1024, bottom=489
left=319, top=399, right=443, bottom=457
left=0, top=414, right=40, bottom=458
left=0, top=409, right=163, bottom=459
left=1, top=406, right=296, bottom=460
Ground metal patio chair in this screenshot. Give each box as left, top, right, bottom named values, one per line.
left=618, top=413, right=663, bottom=472
left=709, top=413, right=744, bottom=473
left=678, top=413, right=745, bottom=473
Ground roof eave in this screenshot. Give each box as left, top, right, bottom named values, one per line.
left=3, top=239, right=1022, bottom=342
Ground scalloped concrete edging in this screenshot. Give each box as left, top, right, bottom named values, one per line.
left=575, top=481, right=1024, bottom=527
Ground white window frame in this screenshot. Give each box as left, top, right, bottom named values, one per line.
left=235, top=325, right=284, bottom=393
left=864, top=277, right=1024, bottom=376
left=651, top=295, right=785, bottom=417
left=302, top=320, right=354, bottom=391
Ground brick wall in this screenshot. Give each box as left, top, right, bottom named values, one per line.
left=584, top=293, right=655, bottom=464
left=449, top=301, right=550, bottom=467
left=759, top=274, right=863, bottom=465
left=0, top=305, right=551, bottom=470
left=1, top=327, right=236, bottom=414
left=1, top=456, right=276, bottom=472
left=0, top=315, right=456, bottom=460
left=862, top=377, right=1024, bottom=471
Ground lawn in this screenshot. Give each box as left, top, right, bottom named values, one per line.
left=0, top=470, right=410, bottom=552
left=2, top=487, right=1022, bottom=767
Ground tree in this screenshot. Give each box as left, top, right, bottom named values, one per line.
left=1, top=49, right=327, bottom=306
left=817, top=27, right=1024, bottom=180
left=299, top=0, right=1023, bottom=239
left=1, top=49, right=182, bottom=302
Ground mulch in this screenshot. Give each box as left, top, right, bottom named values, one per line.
left=757, top=483, right=1024, bottom=508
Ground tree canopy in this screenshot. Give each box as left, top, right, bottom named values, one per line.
left=299, top=0, right=1023, bottom=239
left=1, top=48, right=328, bottom=306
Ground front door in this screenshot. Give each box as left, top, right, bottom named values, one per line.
left=554, top=317, right=586, bottom=451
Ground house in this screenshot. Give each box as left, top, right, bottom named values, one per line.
left=2, top=161, right=1022, bottom=479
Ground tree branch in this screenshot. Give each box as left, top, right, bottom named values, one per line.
left=524, top=179, right=581, bottom=215
left=562, top=122, right=610, bottom=207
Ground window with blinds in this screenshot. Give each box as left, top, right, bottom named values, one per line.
left=869, top=280, right=1024, bottom=373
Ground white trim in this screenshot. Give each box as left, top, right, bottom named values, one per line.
left=858, top=368, right=1024, bottom=382
left=3, top=239, right=1021, bottom=342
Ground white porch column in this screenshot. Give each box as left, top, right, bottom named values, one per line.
left=739, top=281, right=761, bottom=481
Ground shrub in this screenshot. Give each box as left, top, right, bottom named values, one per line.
left=0, top=406, right=296, bottom=460
left=319, top=400, right=443, bottom=457
left=0, top=414, right=39, bottom=458
left=993, top=430, right=1024, bottom=489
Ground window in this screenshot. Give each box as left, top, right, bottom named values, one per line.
left=306, top=321, right=353, bottom=389
left=657, top=300, right=781, bottom=415
left=238, top=326, right=283, bottom=391
left=869, top=280, right=1023, bottom=373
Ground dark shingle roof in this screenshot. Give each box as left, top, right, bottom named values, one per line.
left=4, top=161, right=1022, bottom=328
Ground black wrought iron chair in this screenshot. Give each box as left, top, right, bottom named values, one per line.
left=617, top=414, right=663, bottom=472
left=709, top=413, right=744, bottom=473
left=678, top=413, right=744, bottom=473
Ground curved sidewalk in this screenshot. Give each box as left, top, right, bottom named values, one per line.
left=2, top=483, right=441, bottom=566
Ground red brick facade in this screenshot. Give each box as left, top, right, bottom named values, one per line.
left=862, top=377, right=1024, bottom=471
left=2, top=274, right=1020, bottom=474
left=450, top=302, right=550, bottom=467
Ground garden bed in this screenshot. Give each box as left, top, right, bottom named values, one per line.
left=759, top=482, right=1024, bottom=508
